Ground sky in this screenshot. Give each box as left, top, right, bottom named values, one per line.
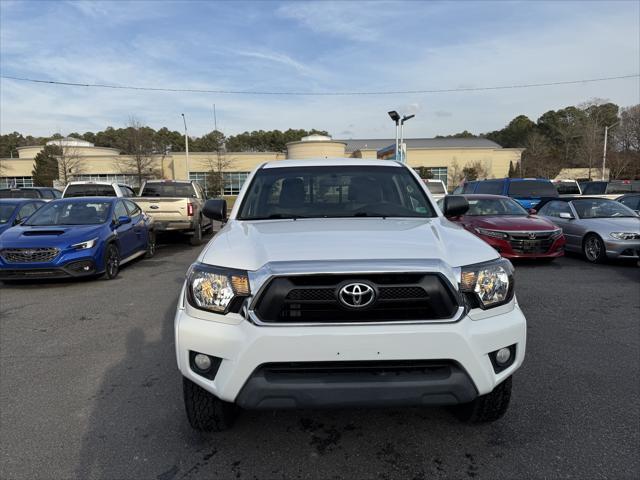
left=0, top=0, right=639, bottom=139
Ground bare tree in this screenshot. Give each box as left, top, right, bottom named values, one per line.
left=116, top=117, right=159, bottom=187
left=202, top=130, right=232, bottom=197
left=447, top=159, right=465, bottom=188
left=521, top=132, right=559, bottom=178
left=47, top=139, right=84, bottom=184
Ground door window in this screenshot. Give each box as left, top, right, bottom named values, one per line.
left=539, top=201, right=571, bottom=217
left=114, top=201, right=128, bottom=219
left=124, top=200, right=142, bottom=217
left=475, top=180, right=504, bottom=195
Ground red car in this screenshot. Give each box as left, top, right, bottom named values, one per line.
left=445, top=194, right=566, bottom=259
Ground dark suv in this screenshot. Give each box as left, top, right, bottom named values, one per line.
left=0, top=187, right=62, bottom=200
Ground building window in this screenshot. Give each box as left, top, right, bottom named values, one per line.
left=0, top=177, right=34, bottom=188
left=414, top=167, right=448, bottom=186
left=189, top=172, right=249, bottom=196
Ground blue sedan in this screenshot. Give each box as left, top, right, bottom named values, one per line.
left=0, top=199, right=46, bottom=236
left=0, top=197, right=155, bottom=281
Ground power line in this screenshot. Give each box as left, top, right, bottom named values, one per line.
left=0, top=73, right=638, bottom=96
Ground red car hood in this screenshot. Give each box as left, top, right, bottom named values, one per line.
left=460, top=215, right=558, bottom=231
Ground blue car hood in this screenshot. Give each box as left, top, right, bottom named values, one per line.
left=0, top=223, right=13, bottom=236
left=0, top=224, right=106, bottom=248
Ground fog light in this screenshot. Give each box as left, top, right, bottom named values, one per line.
left=495, top=347, right=511, bottom=365
left=193, top=353, right=212, bottom=371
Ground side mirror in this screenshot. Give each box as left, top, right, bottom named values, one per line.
left=528, top=208, right=537, bottom=215
left=117, top=215, right=132, bottom=225
left=202, top=199, right=227, bottom=221
left=13, top=218, right=24, bottom=225
left=442, top=195, right=469, bottom=218
left=559, top=212, right=574, bottom=219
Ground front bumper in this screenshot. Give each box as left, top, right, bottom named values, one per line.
left=478, top=235, right=565, bottom=259
left=175, top=293, right=527, bottom=407
left=604, top=239, right=640, bottom=259
left=0, top=257, right=98, bottom=280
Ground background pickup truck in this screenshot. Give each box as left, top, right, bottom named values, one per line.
left=135, top=180, right=213, bottom=245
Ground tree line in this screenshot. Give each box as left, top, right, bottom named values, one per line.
left=438, top=100, right=639, bottom=180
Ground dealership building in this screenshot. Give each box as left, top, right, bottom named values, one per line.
left=0, top=135, right=522, bottom=195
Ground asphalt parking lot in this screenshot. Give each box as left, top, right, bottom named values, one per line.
left=1, top=236, right=638, bottom=480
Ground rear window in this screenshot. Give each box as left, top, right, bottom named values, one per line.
left=581, top=182, right=607, bottom=195
left=140, top=183, right=196, bottom=197
left=424, top=181, right=445, bottom=194
left=507, top=180, right=558, bottom=197
left=606, top=181, right=640, bottom=194
left=0, top=189, right=39, bottom=198
left=64, top=184, right=117, bottom=197
left=462, top=182, right=477, bottom=194
left=554, top=182, right=581, bottom=195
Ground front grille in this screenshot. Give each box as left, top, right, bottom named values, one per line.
left=1, top=247, right=60, bottom=263
left=507, top=232, right=554, bottom=254
left=254, top=273, right=459, bottom=324
left=261, top=360, right=455, bottom=379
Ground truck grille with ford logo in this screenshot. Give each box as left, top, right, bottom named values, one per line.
left=1, top=247, right=60, bottom=263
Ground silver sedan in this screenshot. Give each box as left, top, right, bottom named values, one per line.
left=537, top=197, right=640, bottom=263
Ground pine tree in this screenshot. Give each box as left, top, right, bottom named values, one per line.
left=32, top=145, right=60, bottom=187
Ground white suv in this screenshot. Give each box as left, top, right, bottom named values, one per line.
left=175, top=159, right=527, bottom=431
left=62, top=181, right=136, bottom=198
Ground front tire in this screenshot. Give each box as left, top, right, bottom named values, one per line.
left=454, top=376, right=512, bottom=423
left=189, top=219, right=203, bottom=246
left=583, top=234, right=606, bottom=263
left=182, top=377, right=237, bottom=432
left=103, top=243, right=120, bottom=280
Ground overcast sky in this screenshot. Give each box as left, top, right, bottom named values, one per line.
left=1, top=0, right=638, bottom=139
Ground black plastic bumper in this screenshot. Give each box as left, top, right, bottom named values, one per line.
left=0, top=259, right=97, bottom=280
left=235, top=360, right=478, bottom=410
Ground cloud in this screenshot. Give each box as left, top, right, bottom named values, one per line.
left=231, top=49, right=313, bottom=76
left=434, top=111, right=452, bottom=118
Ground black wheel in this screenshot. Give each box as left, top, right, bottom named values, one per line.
left=182, top=377, right=237, bottom=432
left=453, top=376, right=512, bottom=423
left=103, top=243, right=120, bottom=279
left=583, top=233, right=606, bottom=263
left=190, top=219, right=203, bottom=246
left=145, top=230, right=156, bottom=258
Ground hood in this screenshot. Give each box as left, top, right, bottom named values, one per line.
left=580, top=216, right=640, bottom=232
left=0, top=224, right=106, bottom=248
left=199, top=217, right=499, bottom=271
left=463, top=215, right=558, bottom=231
left=0, top=223, right=13, bottom=235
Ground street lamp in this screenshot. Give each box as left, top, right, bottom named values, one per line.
left=399, top=114, right=415, bottom=163
left=181, top=113, right=190, bottom=179
left=388, top=111, right=400, bottom=160
left=602, top=121, right=620, bottom=181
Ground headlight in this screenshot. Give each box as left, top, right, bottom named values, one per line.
left=610, top=232, right=639, bottom=240
left=474, top=228, right=508, bottom=239
left=71, top=237, right=98, bottom=250
left=460, top=258, right=514, bottom=309
left=186, top=263, right=250, bottom=314
left=551, top=228, right=563, bottom=238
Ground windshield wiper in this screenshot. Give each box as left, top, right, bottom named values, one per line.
left=353, top=212, right=388, bottom=218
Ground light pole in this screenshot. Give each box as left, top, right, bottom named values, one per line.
left=388, top=111, right=400, bottom=160
left=181, top=113, right=190, bottom=179
left=602, top=121, right=619, bottom=181
left=399, top=114, right=415, bottom=163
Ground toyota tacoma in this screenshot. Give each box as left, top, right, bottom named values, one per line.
left=175, top=159, right=527, bottom=431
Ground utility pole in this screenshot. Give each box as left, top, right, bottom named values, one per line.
left=388, top=111, right=400, bottom=160
left=602, top=121, right=619, bottom=181
left=181, top=113, right=190, bottom=179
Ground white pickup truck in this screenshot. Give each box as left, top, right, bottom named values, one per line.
left=174, top=158, right=527, bottom=431
left=135, top=180, right=213, bottom=245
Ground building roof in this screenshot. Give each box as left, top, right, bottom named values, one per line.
left=340, top=138, right=502, bottom=152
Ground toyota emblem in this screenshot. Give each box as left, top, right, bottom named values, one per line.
left=338, top=282, right=376, bottom=309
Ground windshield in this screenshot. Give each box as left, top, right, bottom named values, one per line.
left=507, top=180, right=558, bottom=197
left=0, top=204, right=18, bottom=224
left=238, top=166, right=436, bottom=220
left=140, top=183, right=196, bottom=197
left=465, top=198, right=528, bottom=216
left=25, top=201, right=112, bottom=226
left=571, top=199, right=637, bottom=219
left=554, top=182, right=581, bottom=195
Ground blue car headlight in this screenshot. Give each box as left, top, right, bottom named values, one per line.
left=70, top=237, right=98, bottom=250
